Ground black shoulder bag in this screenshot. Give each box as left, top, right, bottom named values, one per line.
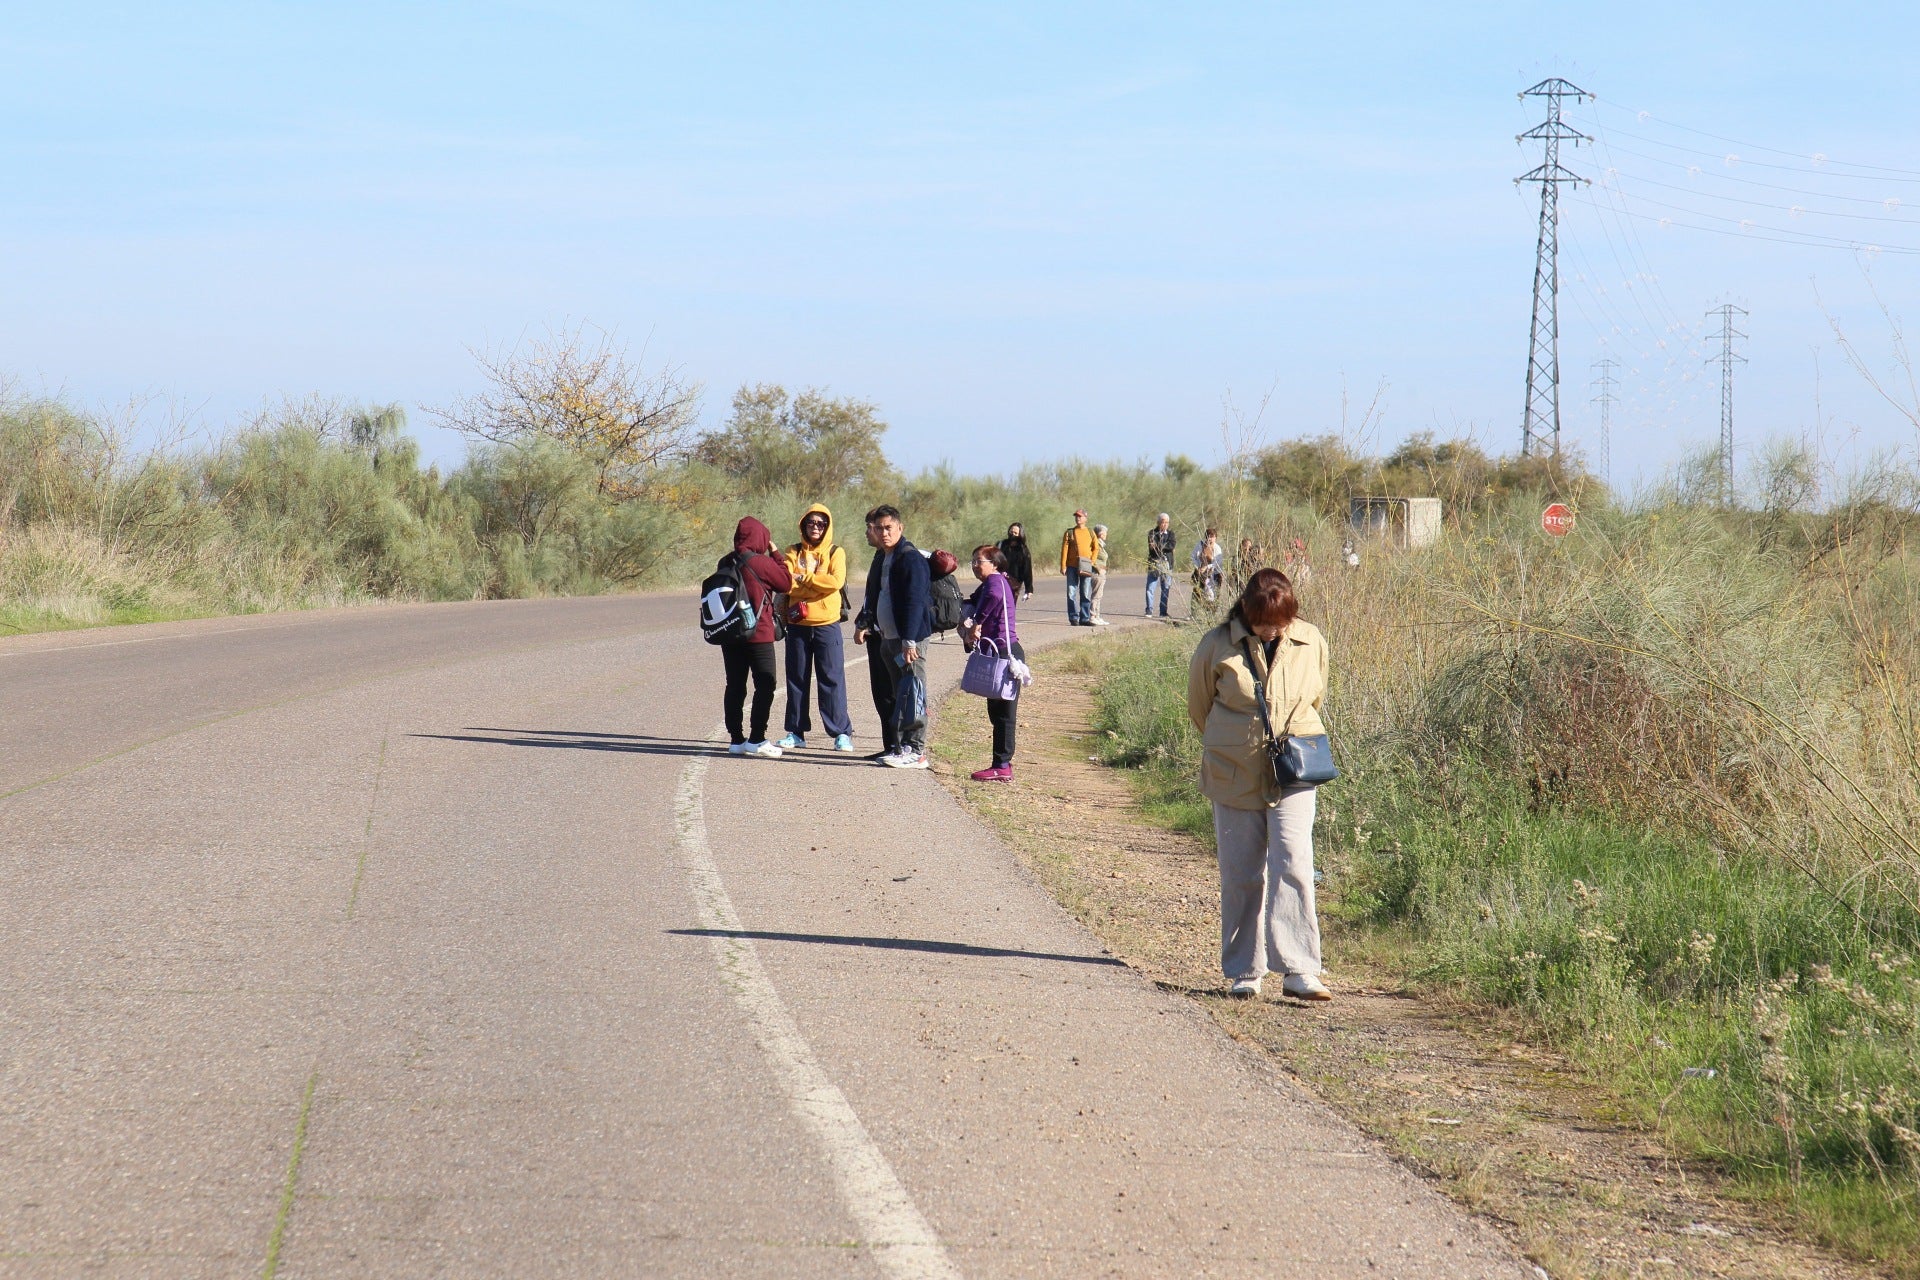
left=1243, top=638, right=1339, bottom=787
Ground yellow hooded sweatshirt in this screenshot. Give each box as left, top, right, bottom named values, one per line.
left=780, top=503, right=849, bottom=627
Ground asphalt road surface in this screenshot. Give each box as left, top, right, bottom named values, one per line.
left=1, top=587, right=1531, bottom=1278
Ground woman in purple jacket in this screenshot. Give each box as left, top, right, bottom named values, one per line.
left=960, top=544, right=1024, bottom=781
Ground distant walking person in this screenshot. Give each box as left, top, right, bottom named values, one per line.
left=998, top=522, right=1035, bottom=600
left=1282, top=537, right=1313, bottom=588
left=960, top=544, right=1024, bottom=781
left=1191, top=529, right=1224, bottom=609
left=1145, top=513, right=1177, bottom=617
left=1060, top=509, right=1099, bottom=626
left=777, top=504, right=855, bottom=753
left=1087, top=523, right=1111, bottom=625
left=852, top=505, right=933, bottom=769
left=1187, top=568, right=1332, bottom=1001
left=718, top=517, right=793, bottom=758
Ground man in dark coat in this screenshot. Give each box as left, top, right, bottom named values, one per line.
left=852, top=504, right=933, bottom=768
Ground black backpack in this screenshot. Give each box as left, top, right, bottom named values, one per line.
left=699, top=553, right=760, bottom=644
left=930, top=572, right=966, bottom=634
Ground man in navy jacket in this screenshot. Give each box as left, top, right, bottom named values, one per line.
left=852, top=504, right=933, bottom=768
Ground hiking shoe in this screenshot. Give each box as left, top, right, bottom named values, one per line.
left=885, top=750, right=930, bottom=770
left=1228, top=976, right=1263, bottom=999
left=970, top=764, right=1012, bottom=782
left=833, top=734, right=855, bottom=752
left=1282, top=973, right=1332, bottom=1001
left=775, top=733, right=806, bottom=750
left=742, top=741, right=783, bottom=759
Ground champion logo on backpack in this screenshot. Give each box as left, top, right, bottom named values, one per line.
left=699, top=554, right=760, bottom=644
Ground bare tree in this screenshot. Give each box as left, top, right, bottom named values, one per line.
left=431, top=326, right=701, bottom=498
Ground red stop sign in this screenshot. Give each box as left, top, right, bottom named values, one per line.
left=1541, top=503, right=1576, bottom=537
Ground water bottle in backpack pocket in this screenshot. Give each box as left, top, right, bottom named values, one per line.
left=699, top=554, right=759, bottom=644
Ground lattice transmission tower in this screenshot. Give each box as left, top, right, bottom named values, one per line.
left=1516, top=78, right=1592, bottom=459
left=1706, top=304, right=1748, bottom=504
left=1591, top=357, right=1618, bottom=485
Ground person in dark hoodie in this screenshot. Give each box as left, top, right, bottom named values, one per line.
left=852, top=504, right=933, bottom=769
left=721, top=517, right=793, bottom=759
left=997, top=522, right=1034, bottom=600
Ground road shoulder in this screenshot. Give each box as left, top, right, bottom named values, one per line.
left=930, top=635, right=1883, bottom=1280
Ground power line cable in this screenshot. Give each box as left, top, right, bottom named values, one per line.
left=1567, top=193, right=1920, bottom=255
left=1581, top=103, right=1762, bottom=341
left=1590, top=140, right=1920, bottom=207
left=1598, top=187, right=1920, bottom=252
left=1587, top=123, right=1920, bottom=184
left=1601, top=168, right=1920, bottom=226
left=1593, top=95, right=1920, bottom=179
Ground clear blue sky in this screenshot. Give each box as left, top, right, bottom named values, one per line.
left=6, top=3, right=1919, bottom=495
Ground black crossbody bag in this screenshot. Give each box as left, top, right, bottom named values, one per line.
left=1243, top=638, right=1340, bottom=787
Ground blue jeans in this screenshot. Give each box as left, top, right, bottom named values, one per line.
left=784, top=622, right=852, bottom=738
left=1145, top=567, right=1173, bottom=616
left=1064, top=567, right=1091, bottom=624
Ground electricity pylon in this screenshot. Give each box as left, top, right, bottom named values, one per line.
left=1706, top=304, right=1748, bottom=504
left=1517, top=78, right=1592, bottom=459
left=1591, top=357, right=1618, bottom=485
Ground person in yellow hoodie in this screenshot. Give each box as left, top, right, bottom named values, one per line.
left=776, top=504, right=856, bottom=751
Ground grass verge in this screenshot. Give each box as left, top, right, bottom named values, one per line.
left=1078, top=624, right=1918, bottom=1276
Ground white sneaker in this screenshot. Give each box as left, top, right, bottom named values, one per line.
left=1091, top=618, right=1110, bottom=626
left=743, top=741, right=783, bottom=759
left=884, top=749, right=930, bottom=769
left=727, top=741, right=750, bottom=755
left=1228, top=976, right=1262, bottom=999
left=1282, top=973, right=1332, bottom=1001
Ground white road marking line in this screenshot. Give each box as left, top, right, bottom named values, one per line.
left=672, top=712, right=961, bottom=1280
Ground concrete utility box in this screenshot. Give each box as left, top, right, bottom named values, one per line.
left=1349, top=496, right=1443, bottom=549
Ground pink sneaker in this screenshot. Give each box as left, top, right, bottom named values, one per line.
left=970, top=764, right=1013, bottom=782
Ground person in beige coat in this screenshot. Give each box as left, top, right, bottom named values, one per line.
left=1186, top=567, right=1333, bottom=1001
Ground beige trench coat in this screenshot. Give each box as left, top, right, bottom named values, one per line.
left=1186, top=615, right=1329, bottom=810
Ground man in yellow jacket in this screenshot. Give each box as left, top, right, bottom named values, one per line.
left=776, top=504, right=856, bottom=751
left=1059, top=509, right=1100, bottom=626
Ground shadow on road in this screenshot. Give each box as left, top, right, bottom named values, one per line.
left=669, top=928, right=1127, bottom=968
left=413, top=728, right=883, bottom=766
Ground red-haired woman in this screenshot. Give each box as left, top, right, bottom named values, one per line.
left=1186, top=567, right=1333, bottom=1000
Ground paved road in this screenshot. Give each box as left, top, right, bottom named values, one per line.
left=1, top=589, right=1530, bottom=1278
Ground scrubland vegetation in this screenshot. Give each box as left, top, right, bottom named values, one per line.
left=1094, top=458, right=1920, bottom=1268
left=0, top=333, right=1578, bottom=635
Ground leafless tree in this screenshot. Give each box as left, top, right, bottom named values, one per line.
left=431, top=325, right=702, bottom=498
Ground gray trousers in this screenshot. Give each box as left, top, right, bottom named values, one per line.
left=1212, top=791, right=1321, bottom=980
left=877, top=637, right=928, bottom=751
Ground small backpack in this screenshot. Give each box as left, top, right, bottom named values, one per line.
left=699, top=553, right=760, bottom=644
left=929, top=565, right=967, bottom=634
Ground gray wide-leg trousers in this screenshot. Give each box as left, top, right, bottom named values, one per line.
left=1212, top=790, right=1321, bottom=980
